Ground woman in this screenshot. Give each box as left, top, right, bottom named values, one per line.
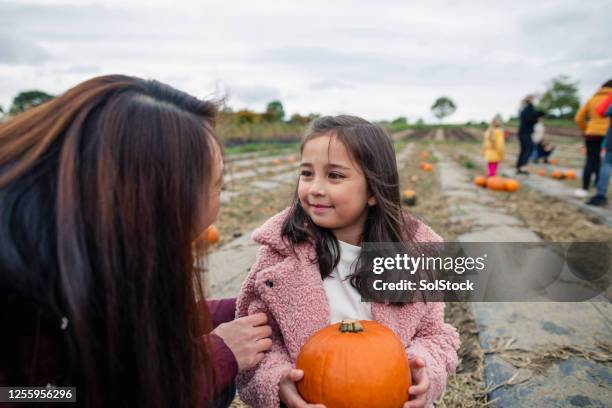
left=0, top=75, right=272, bottom=407
left=574, top=79, right=612, bottom=197
left=516, top=95, right=544, bottom=175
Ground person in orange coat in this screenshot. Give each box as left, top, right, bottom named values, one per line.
left=574, top=79, right=612, bottom=197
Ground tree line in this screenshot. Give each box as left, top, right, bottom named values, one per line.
left=0, top=75, right=582, bottom=125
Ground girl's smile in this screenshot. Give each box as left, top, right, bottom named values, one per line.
left=298, top=133, right=376, bottom=245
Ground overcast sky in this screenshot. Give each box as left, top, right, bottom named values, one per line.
left=1, top=0, right=610, bottom=122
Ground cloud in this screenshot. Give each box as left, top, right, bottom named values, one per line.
left=308, top=80, right=356, bottom=91
left=0, top=0, right=610, bottom=122
left=229, top=84, right=282, bottom=105
left=0, top=34, right=49, bottom=65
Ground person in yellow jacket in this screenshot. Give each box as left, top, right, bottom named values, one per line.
left=574, top=79, right=612, bottom=197
left=483, top=115, right=505, bottom=177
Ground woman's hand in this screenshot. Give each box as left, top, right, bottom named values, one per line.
left=403, top=358, right=430, bottom=408
left=212, top=313, right=272, bottom=372
left=279, top=369, right=326, bottom=408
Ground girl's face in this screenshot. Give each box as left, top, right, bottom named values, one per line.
left=298, top=133, right=376, bottom=245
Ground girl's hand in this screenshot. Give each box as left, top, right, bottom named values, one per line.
left=279, top=369, right=326, bottom=408
left=403, top=358, right=430, bottom=408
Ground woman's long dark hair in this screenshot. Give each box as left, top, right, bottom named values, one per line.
left=281, top=115, right=425, bottom=300
left=0, top=75, right=220, bottom=407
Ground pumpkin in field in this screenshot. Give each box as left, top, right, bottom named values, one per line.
left=565, top=170, right=577, bottom=180
left=474, top=175, right=487, bottom=187
left=272, top=158, right=282, bottom=166
left=296, top=320, right=411, bottom=408
left=486, top=176, right=506, bottom=191
left=536, top=169, right=546, bottom=177
left=402, top=190, right=417, bottom=206
left=420, top=162, right=433, bottom=172
left=205, top=225, right=220, bottom=245
left=193, top=225, right=220, bottom=248
left=504, top=178, right=520, bottom=192
left=551, top=170, right=564, bottom=179
left=287, top=155, right=297, bottom=164
left=419, top=151, right=429, bottom=160
left=549, top=158, right=559, bottom=165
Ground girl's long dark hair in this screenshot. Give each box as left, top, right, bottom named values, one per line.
left=0, top=75, right=219, bottom=407
left=281, top=115, right=426, bottom=301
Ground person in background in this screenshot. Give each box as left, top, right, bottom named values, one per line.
left=574, top=79, right=612, bottom=197
left=483, top=115, right=505, bottom=177
left=534, top=137, right=556, bottom=164
left=529, top=117, right=557, bottom=164
left=586, top=91, right=612, bottom=206
left=516, top=95, right=545, bottom=175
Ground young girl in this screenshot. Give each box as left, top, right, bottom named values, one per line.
left=482, top=115, right=505, bottom=177
left=236, top=116, right=460, bottom=408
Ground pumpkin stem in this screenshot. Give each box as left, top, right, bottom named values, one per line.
left=339, top=319, right=363, bottom=333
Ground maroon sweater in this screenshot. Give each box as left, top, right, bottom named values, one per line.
left=203, top=298, right=239, bottom=398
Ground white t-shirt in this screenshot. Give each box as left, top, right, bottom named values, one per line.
left=532, top=122, right=545, bottom=143
left=323, top=240, right=373, bottom=323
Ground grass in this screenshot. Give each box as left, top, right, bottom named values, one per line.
left=223, top=140, right=300, bottom=156
left=505, top=118, right=578, bottom=128
left=222, top=127, right=411, bottom=157
left=383, top=123, right=490, bottom=133
left=216, top=121, right=305, bottom=144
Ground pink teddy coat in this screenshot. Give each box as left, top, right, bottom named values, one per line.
left=236, top=208, right=460, bottom=407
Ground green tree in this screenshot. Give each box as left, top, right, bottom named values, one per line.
left=391, top=116, right=409, bottom=126
left=289, top=113, right=310, bottom=125
left=538, top=75, right=580, bottom=118
left=9, top=90, right=54, bottom=115
left=431, top=96, right=456, bottom=122
left=263, top=100, right=285, bottom=122
left=234, top=109, right=260, bottom=124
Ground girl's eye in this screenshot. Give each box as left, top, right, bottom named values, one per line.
left=300, top=170, right=313, bottom=177
left=329, top=172, right=344, bottom=179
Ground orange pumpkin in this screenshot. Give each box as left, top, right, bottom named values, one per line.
left=536, top=169, right=546, bottom=177
left=486, top=176, right=506, bottom=191
left=419, top=151, right=429, bottom=160
left=474, top=175, right=487, bottom=187
left=565, top=170, right=576, bottom=180
left=296, top=320, right=411, bottom=408
left=420, top=162, right=433, bottom=172
left=549, top=158, right=559, bottom=165
left=402, top=190, right=417, bottom=206
left=206, top=225, right=220, bottom=245
left=551, top=170, right=564, bottom=179
left=287, top=155, right=297, bottom=164
left=505, top=179, right=520, bottom=192
left=193, top=225, right=220, bottom=248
